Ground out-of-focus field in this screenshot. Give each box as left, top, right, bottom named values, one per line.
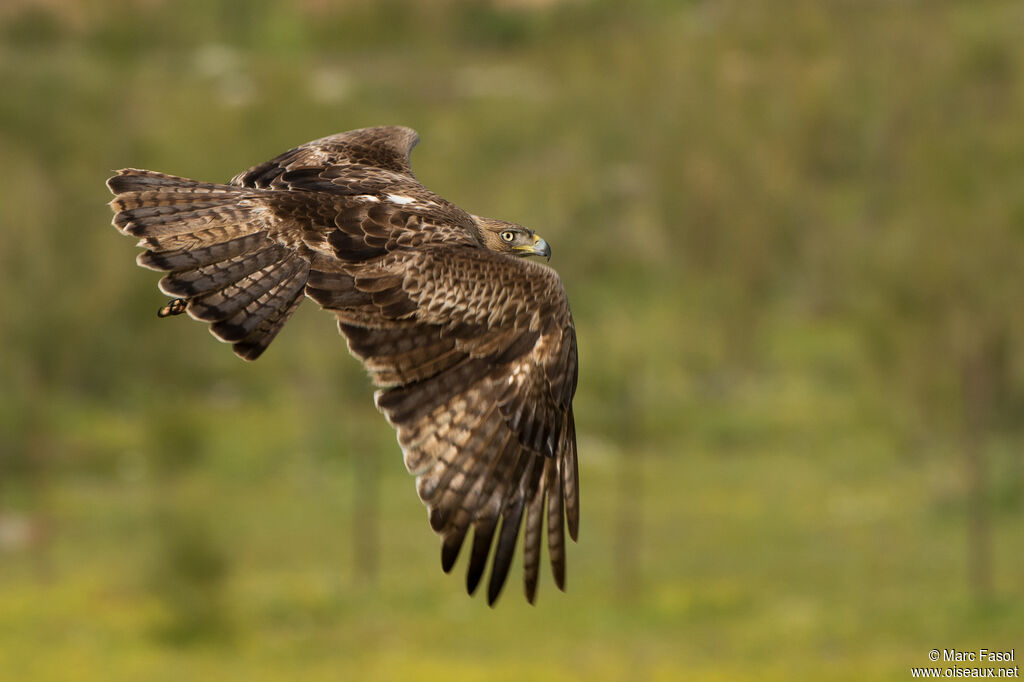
left=1, top=1, right=1021, bottom=680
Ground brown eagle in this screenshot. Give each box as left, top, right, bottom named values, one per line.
left=107, top=126, right=579, bottom=605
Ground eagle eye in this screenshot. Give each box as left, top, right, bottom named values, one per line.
left=500, top=230, right=516, bottom=243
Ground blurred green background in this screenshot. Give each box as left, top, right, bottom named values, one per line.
left=1, top=0, right=1022, bottom=680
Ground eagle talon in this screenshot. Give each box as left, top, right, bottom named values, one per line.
left=157, top=298, right=188, bottom=318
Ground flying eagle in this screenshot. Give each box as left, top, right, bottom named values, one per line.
left=107, top=126, right=579, bottom=605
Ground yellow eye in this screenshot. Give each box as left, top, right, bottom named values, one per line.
left=500, top=230, right=516, bottom=243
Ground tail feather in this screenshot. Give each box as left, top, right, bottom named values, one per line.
left=157, top=244, right=290, bottom=297
left=189, top=255, right=305, bottom=321
left=137, top=224, right=262, bottom=253
left=108, top=169, right=236, bottom=195
left=208, top=257, right=309, bottom=343
left=115, top=203, right=257, bottom=238
left=231, top=281, right=307, bottom=361
left=108, top=168, right=309, bottom=360
left=138, top=233, right=272, bottom=272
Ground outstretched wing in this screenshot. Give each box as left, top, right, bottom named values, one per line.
left=231, top=125, right=423, bottom=190
left=308, top=246, right=579, bottom=605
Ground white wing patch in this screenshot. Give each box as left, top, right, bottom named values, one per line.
left=385, top=194, right=416, bottom=205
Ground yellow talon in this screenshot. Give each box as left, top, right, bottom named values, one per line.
left=157, top=298, right=188, bottom=318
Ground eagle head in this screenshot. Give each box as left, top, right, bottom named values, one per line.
left=473, top=216, right=551, bottom=261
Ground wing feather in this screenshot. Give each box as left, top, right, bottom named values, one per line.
left=522, top=458, right=548, bottom=603
left=466, top=506, right=501, bottom=595
left=546, top=456, right=567, bottom=590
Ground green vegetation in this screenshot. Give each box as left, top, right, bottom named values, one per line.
left=1, top=1, right=1021, bottom=679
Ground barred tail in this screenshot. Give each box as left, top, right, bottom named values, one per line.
left=107, top=169, right=309, bottom=360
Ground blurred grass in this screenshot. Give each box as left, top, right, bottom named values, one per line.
left=1, top=0, right=1022, bottom=680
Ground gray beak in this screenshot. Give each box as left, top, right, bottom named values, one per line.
left=513, top=233, right=552, bottom=261
left=532, top=236, right=552, bottom=261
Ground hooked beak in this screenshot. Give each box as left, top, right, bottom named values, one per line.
left=516, top=233, right=552, bottom=261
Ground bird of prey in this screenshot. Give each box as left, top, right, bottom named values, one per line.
left=107, top=126, right=579, bottom=605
